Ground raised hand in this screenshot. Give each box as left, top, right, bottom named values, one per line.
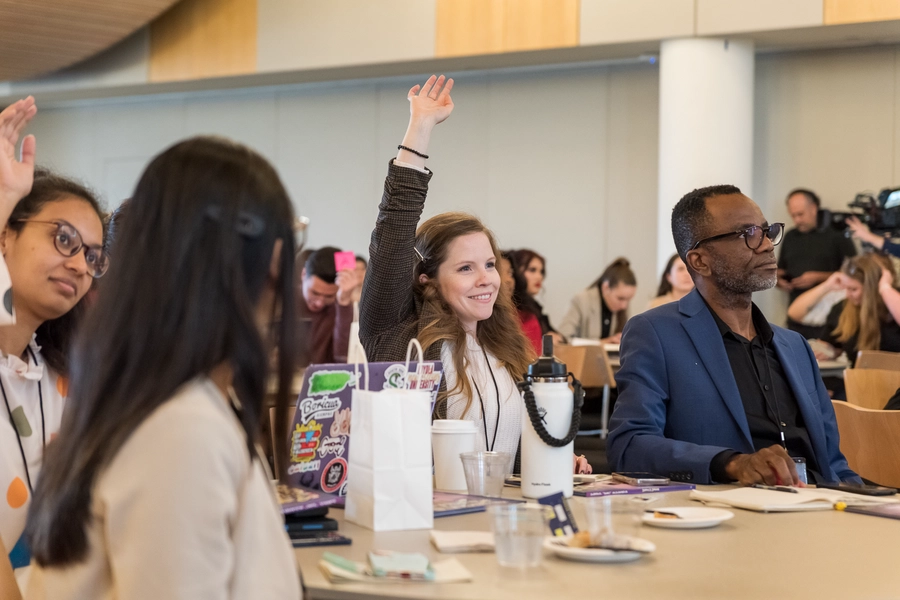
left=407, top=75, right=454, bottom=127
left=336, top=269, right=361, bottom=307
left=397, top=75, right=455, bottom=169
left=0, top=97, right=38, bottom=215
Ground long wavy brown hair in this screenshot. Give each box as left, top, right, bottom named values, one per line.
left=413, top=212, right=534, bottom=417
left=833, top=253, right=895, bottom=351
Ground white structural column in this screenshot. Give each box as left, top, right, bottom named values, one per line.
left=656, top=38, right=755, bottom=270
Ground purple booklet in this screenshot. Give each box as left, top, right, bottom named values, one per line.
left=573, top=481, right=696, bottom=497
left=276, top=483, right=342, bottom=515
left=433, top=492, right=524, bottom=518
left=845, top=503, right=900, bottom=521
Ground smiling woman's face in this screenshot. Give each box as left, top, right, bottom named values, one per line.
left=433, top=232, right=500, bottom=334
left=2, top=195, right=102, bottom=325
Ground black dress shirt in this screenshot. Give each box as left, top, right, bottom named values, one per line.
left=706, top=302, right=822, bottom=482
left=599, top=293, right=612, bottom=339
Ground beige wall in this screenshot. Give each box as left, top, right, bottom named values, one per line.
left=24, top=43, right=900, bottom=327
left=27, top=66, right=660, bottom=325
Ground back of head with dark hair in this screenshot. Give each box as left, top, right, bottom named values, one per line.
left=7, top=168, right=105, bottom=374
left=671, top=184, right=742, bottom=263
left=304, top=246, right=340, bottom=284
left=786, top=188, right=820, bottom=208
left=28, top=136, right=298, bottom=566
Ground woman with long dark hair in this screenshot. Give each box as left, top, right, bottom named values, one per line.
left=559, top=257, right=637, bottom=344
left=0, top=98, right=106, bottom=593
left=360, top=76, right=590, bottom=474
left=648, top=253, right=693, bottom=309
left=509, top=248, right=562, bottom=345
left=26, top=137, right=300, bottom=599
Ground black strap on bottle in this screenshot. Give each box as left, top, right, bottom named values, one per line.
left=517, top=372, right=584, bottom=448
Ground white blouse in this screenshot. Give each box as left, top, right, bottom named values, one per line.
left=26, top=378, right=301, bottom=600
left=443, top=334, right=523, bottom=458
left=0, top=339, right=66, bottom=591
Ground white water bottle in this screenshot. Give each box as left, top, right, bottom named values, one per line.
left=519, top=335, right=584, bottom=499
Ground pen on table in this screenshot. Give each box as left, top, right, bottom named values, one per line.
left=752, top=484, right=798, bottom=493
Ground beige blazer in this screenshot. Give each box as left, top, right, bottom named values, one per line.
left=559, top=286, right=622, bottom=341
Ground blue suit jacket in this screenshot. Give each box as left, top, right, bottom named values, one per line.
left=607, top=289, right=858, bottom=484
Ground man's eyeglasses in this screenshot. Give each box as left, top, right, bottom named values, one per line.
left=691, top=223, right=785, bottom=252
left=16, top=220, right=109, bottom=278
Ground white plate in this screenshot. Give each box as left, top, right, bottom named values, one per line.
left=642, top=506, right=734, bottom=529
left=543, top=536, right=654, bottom=563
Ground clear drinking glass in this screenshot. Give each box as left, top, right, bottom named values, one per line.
left=459, top=451, right=512, bottom=498
left=490, top=504, right=547, bottom=568
left=582, top=496, right=643, bottom=548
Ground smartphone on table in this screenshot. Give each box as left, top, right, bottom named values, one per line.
left=611, top=472, right=670, bottom=486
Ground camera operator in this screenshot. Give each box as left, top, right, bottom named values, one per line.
left=846, top=215, right=900, bottom=257
left=778, top=189, right=856, bottom=337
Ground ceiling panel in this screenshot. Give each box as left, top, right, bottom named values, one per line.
left=0, top=0, right=181, bottom=81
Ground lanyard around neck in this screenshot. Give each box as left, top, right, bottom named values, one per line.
left=1, top=346, right=45, bottom=493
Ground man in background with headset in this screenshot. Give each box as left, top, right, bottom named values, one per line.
left=608, top=185, right=860, bottom=486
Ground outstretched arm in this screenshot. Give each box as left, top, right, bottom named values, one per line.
left=358, top=76, right=454, bottom=342
left=0, top=96, right=37, bottom=226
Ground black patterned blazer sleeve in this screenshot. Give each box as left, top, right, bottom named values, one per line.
left=358, top=161, right=433, bottom=347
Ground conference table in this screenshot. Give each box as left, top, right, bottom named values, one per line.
left=294, top=486, right=900, bottom=599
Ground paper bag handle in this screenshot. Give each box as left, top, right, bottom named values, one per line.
left=353, top=345, right=370, bottom=392
left=404, top=338, right=425, bottom=388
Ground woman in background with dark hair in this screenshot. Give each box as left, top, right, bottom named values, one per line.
left=508, top=248, right=561, bottom=343
left=559, top=257, right=637, bottom=344
left=26, top=136, right=301, bottom=599
left=0, top=98, right=107, bottom=594
left=648, top=253, right=693, bottom=309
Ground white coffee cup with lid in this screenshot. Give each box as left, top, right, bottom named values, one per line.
left=432, top=419, right=477, bottom=491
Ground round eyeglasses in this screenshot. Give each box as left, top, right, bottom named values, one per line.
left=691, top=222, right=785, bottom=251
left=16, top=219, right=109, bottom=278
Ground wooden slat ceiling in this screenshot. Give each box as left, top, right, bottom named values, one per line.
left=0, top=0, right=182, bottom=82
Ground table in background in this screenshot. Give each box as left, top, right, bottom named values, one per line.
left=294, top=487, right=900, bottom=600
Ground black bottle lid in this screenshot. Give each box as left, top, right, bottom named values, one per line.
left=525, top=334, right=567, bottom=379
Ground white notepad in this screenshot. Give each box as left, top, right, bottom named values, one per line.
left=690, top=487, right=898, bottom=513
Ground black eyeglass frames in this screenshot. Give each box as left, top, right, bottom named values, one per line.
left=691, top=222, right=785, bottom=252
left=14, top=219, right=109, bottom=278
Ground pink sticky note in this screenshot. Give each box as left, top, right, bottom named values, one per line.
left=334, top=251, right=356, bottom=272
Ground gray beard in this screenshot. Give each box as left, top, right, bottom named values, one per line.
left=710, top=256, right=777, bottom=296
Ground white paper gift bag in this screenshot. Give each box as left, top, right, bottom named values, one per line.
left=344, top=340, right=434, bottom=531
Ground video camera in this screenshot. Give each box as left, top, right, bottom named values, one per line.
left=820, top=187, right=900, bottom=234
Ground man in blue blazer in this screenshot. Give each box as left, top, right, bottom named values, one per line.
left=608, top=185, right=859, bottom=485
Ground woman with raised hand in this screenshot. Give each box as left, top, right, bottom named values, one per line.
left=27, top=137, right=301, bottom=599
left=0, top=97, right=107, bottom=595
left=817, top=253, right=900, bottom=365
left=359, top=76, right=590, bottom=474
left=559, top=257, right=637, bottom=344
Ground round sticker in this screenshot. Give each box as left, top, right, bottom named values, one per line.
left=321, top=457, right=347, bottom=493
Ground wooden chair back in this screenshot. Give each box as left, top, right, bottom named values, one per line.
left=855, top=350, right=900, bottom=371
left=553, top=344, right=616, bottom=389
left=0, top=535, right=22, bottom=600
left=269, top=405, right=297, bottom=478
left=832, top=400, right=900, bottom=488
left=844, top=368, right=900, bottom=410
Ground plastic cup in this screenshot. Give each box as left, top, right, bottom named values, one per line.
left=432, top=420, right=477, bottom=491
left=582, top=496, right=643, bottom=547
left=460, top=451, right=512, bottom=498
left=490, top=504, right=548, bottom=568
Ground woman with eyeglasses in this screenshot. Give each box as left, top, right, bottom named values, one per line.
left=795, top=253, right=900, bottom=365
left=0, top=98, right=107, bottom=595
left=24, top=136, right=300, bottom=596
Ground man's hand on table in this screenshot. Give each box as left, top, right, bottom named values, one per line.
left=724, top=445, right=803, bottom=487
